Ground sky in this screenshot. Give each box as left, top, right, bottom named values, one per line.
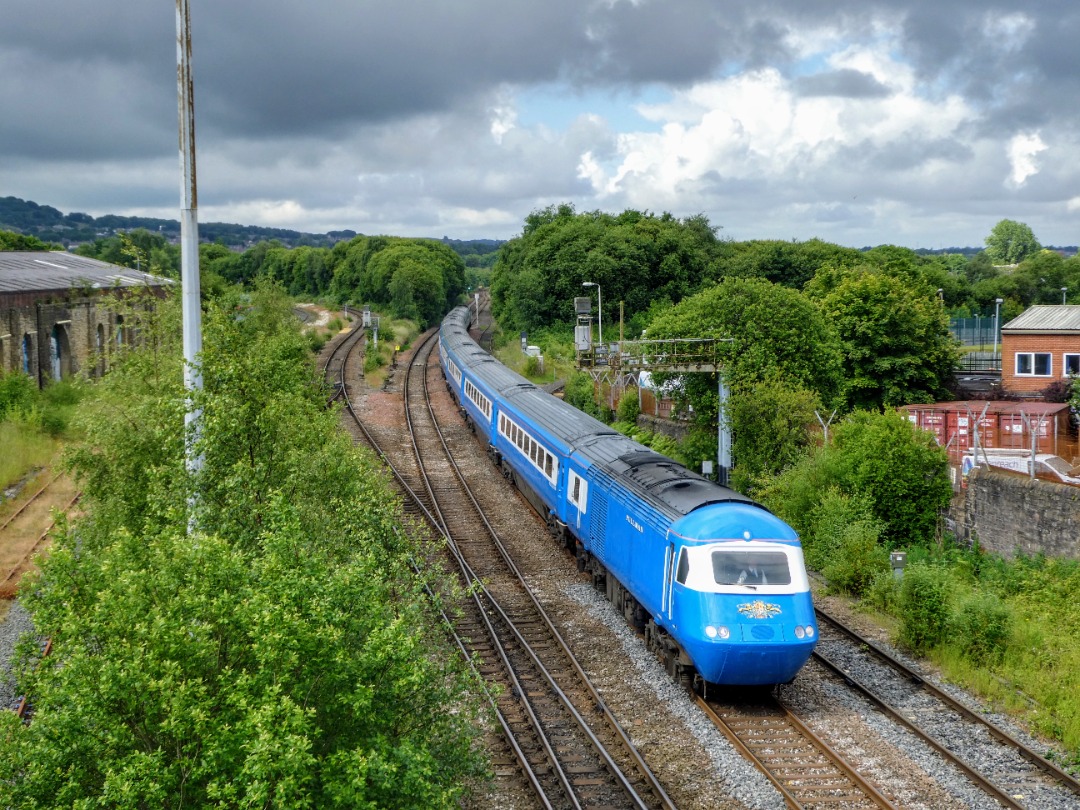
left=3, top=0, right=1080, bottom=248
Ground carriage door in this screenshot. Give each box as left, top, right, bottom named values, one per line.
left=662, top=540, right=676, bottom=620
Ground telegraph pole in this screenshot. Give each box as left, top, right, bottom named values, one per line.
left=177, top=0, right=203, bottom=480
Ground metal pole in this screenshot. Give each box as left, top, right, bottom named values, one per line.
left=717, top=375, right=731, bottom=487
left=597, top=284, right=603, bottom=347
left=993, top=298, right=1003, bottom=371
left=177, top=0, right=203, bottom=476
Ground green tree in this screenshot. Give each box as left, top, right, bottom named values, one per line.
left=761, top=409, right=951, bottom=549
left=727, top=376, right=820, bottom=495
left=490, top=204, right=724, bottom=333
left=645, top=277, right=844, bottom=419
left=984, top=219, right=1041, bottom=265
left=719, top=238, right=863, bottom=289
left=806, top=267, right=961, bottom=410
left=0, top=284, right=488, bottom=806
left=0, top=230, right=58, bottom=251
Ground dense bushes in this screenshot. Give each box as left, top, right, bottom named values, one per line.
left=0, top=284, right=488, bottom=807
left=897, top=563, right=951, bottom=652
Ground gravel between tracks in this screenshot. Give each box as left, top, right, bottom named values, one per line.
left=0, top=601, right=34, bottom=711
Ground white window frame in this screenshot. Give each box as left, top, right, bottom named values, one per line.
left=463, top=379, right=491, bottom=420
left=498, top=412, right=558, bottom=487
left=1015, top=351, right=1052, bottom=376
left=1064, top=353, right=1080, bottom=377
left=568, top=470, right=588, bottom=512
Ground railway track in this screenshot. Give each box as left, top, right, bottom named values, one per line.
left=342, top=327, right=674, bottom=809
left=811, top=608, right=1080, bottom=809
left=0, top=474, right=80, bottom=600
left=697, top=693, right=895, bottom=809
left=326, top=303, right=1080, bottom=809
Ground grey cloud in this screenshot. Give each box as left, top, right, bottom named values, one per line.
left=794, top=69, right=892, bottom=99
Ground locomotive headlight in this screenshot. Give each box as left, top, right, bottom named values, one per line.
left=794, top=626, right=805, bottom=639
left=805, top=625, right=815, bottom=638
left=705, top=625, right=717, bottom=638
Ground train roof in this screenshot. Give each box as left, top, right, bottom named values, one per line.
left=441, top=306, right=759, bottom=518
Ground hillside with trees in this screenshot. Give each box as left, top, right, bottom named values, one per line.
left=0, top=196, right=355, bottom=249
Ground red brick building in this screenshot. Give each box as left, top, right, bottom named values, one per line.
left=1000, top=305, right=1080, bottom=396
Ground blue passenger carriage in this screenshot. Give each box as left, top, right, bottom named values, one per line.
left=439, top=306, right=817, bottom=689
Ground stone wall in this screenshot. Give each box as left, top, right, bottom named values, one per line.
left=1, top=296, right=122, bottom=386
left=636, top=413, right=691, bottom=443
left=952, top=467, right=1080, bottom=559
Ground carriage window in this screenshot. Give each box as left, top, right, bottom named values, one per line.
left=544, top=454, right=553, bottom=477
left=568, top=471, right=587, bottom=510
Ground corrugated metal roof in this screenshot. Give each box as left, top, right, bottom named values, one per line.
left=0, top=251, right=173, bottom=294
left=1002, top=305, right=1080, bottom=332
left=901, top=400, right=1070, bottom=416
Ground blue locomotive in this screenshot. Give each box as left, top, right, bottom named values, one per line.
left=439, top=306, right=817, bottom=688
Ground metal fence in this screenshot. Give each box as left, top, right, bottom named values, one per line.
left=950, top=317, right=1002, bottom=372
left=950, top=316, right=999, bottom=347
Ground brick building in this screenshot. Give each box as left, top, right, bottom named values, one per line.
left=0, top=251, right=172, bottom=387
left=999, top=304, right=1080, bottom=396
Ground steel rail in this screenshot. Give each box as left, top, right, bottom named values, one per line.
left=413, top=329, right=676, bottom=810
left=696, top=694, right=897, bottom=809
left=815, top=607, right=1080, bottom=799
left=810, top=648, right=1025, bottom=810
left=403, top=330, right=653, bottom=809
left=0, top=474, right=61, bottom=534
left=331, top=327, right=558, bottom=809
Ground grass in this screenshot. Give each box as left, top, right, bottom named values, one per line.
left=854, top=550, right=1080, bottom=771
left=0, top=420, right=61, bottom=495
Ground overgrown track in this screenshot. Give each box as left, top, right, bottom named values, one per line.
left=338, top=326, right=675, bottom=810
left=812, top=609, right=1080, bottom=809
left=0, top=476, right=80, bottom=600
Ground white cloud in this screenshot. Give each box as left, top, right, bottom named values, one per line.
left=590, top=54, right=974, bottom=209
left=1006, top=132, right=1047, bottom=187
left=981, top=12, right=1035, bottom=53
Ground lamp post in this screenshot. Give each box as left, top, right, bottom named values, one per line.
left=582, top=281, right=602, bottom=346
left=1063, top=287, right=1068, bottom=305
left=994, top=298, right=1003, bottom=370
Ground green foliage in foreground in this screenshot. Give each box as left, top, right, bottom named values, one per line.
left=860, top=548, right=1080, bottom=771
left=760, top=409, right=951, bottom=550
left=0, top=283, right=489, bottom=807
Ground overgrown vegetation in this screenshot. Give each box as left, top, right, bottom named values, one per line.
left=0, top=372, right=83, bottom=493
left=0, top=284, right=489, bottom=806
left=858, top=548, right=1080, bottom=769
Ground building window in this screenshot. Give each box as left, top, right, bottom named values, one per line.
left=1065, top=354, right=1080, bottom=376
left=1016, top=352, right=1052, bottom=376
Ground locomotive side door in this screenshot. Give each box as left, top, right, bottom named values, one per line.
left=662, top=538, right=676, bottom=621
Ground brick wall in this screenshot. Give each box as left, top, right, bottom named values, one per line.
left=1001, top=333, right=1080, bottom=394
left=952, top=466, right=1080, bottom=559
